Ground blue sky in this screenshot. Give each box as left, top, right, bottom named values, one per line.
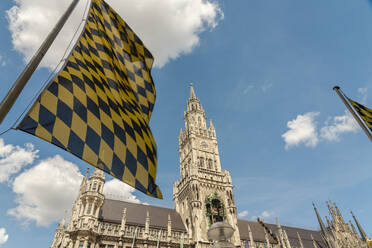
left=1, top=0, right=372, bottom=247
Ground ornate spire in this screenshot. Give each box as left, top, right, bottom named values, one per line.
left=313, top=203, right=328, bottom=237
left=263, top=227, right=272, bottom=248
left=283, top=230, right=292, bottom=248
left=325, top=216, right=332, bottom=229
left=349, top=220, right=358, bottom=235
left=333, top=203, right=345, bottom=224
left=189, top=82, right=197, bottom=100
left=276, top=217, right=285, bottom=248
left=79, top=168, right=90, bottom=193
left=297, top=232, right=304, bottom=248
left=145, top=211, right=150, bottom=236
left=58, top=216, right=66, bottom=230
left=167, top=214, right=172, bottom=239
left=351, top=211, right=367, bottom=241
left=81, top=168, right=89, bottom=186
left=120, top=208, right=127, bottom=234
left=310, top=234, right=317, bottom=248
left=247, top=224, right=255, bottom=248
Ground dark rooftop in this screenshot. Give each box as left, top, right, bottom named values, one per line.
left=99, top=199, right=326, bottom=247
left=99, top=199, right=187, bottom=231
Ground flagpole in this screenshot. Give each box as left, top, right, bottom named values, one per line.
left=0, top=0, right=80, bottom=125
left=333, top=86, right=372, bottom=142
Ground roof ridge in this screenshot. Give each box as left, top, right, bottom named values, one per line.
left=238, top=219, right=320, bottom=232
left=104, top=198, right=176, bottom=212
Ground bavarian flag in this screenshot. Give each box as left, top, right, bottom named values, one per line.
left=17, top=0, right=162, bottom=198
left=347, top=98, right=372, bottom=132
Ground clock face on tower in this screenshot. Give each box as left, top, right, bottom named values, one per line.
left=201, top=141, right=208, bottom=149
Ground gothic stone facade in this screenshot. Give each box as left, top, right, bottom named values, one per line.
left=50, top=84, right=368, bottom=248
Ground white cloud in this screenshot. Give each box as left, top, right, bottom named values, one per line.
left=0, top=139, right=38, bottom=183
left=243, top=85, right=254, bottom=95
left=282, top=112, right=320, bottom=149
left=250, top=210, right=274, bottom=222
left=238, top=210, right=248, bottom=218
left=261, top=210, right=272, bottom=218
left=8, top=155, right=83, bottom=226
left=0, top=228, right=8, bottom=245
left=261, top=83, right=273, bottom=93
left=103, top=179, right=140, bottom=203
left=358, top=87, right=368, bottom=104
left=283, top=111, right=361, bottom=149
left=7, top=0, right=223, bottom=69
left=0, top=56, right=6, bottom=67
left=320, top=111, right=358, bottom=141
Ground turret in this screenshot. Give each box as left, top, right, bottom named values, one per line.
left=78, top=168, right=106, bottom=230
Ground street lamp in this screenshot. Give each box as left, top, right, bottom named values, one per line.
left=207, top=222, right=235, bottom=248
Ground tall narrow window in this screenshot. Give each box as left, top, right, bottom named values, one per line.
left=87, top=203, right=92, bottom=214
left=208, top=159, right=213, bottom=169
left=92, top=182, right=97, bottom=190
left=93, top=205, right=97, bottom=216
left=79, top=241, right=84, bottom=248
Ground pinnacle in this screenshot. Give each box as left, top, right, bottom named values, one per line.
left=189, top=82, right=197, bottom=99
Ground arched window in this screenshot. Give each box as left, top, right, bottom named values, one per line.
left=198, top=157, right=204, bottom=168
left=208, top=159, right=213, bottom=169
left=87, top=203, right=92, bottom=214
left=92, top=182, right=97, bottom=191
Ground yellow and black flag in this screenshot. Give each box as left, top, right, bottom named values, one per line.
left=347, top=98, right=372, bottom=131
left=334, top=86, right=372, bottom=142
left=17, top=0, right=162, bottom=198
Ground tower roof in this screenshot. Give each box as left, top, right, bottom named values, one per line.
left=189, top=82, right=197, bottom=100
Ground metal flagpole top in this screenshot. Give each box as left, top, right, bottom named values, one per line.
left=333, top=85, right=372, bottom=142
